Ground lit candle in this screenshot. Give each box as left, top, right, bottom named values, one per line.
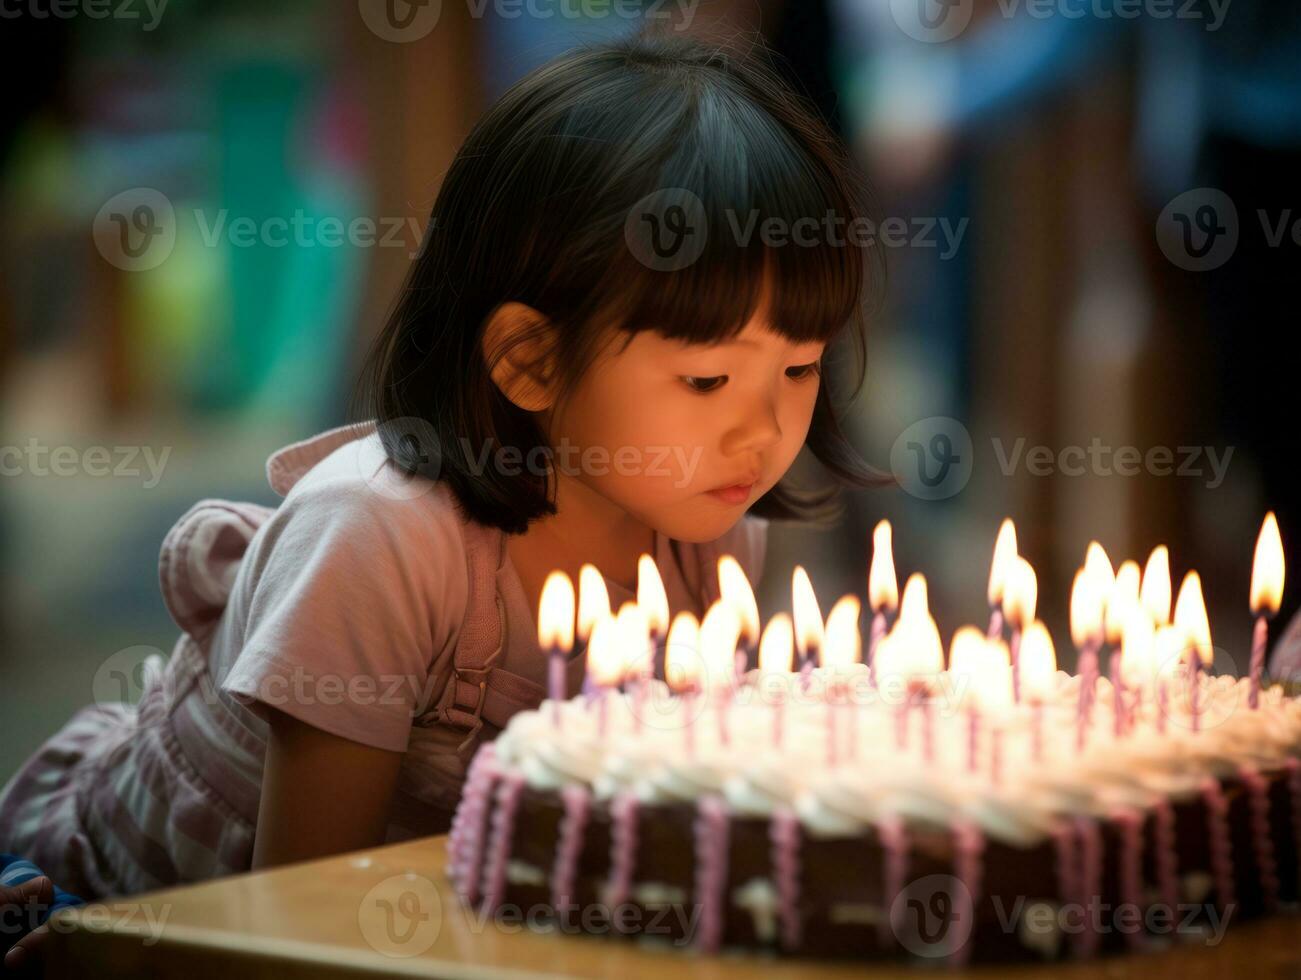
left=893, top=574, right=932, bottom=748
left=719, top=555, right=760, bottom=679
left=820, top=595, right=862, bottom=766
left=1151, top=624, right=1185, bottom=734
left=758, top=613, right=795, bottom=748
left=1140, top=545, right=1172, bottom=626
left=1248, top=512, right=1285, bottom=709
left=908, top=611, right=944, bottom=764
left=1003, top=556, right=1038, bottom=704
left=538, top=570, right=575, bottom=727
left=616, top=601, right=653, bottom=734
left=1119, top=610, right=1156, bottom=736
left=970, top=640, right=1013, bottom=785
left=792, top=566, right=824, bottom=692
left=948, top=627, right=987, bottom=772
left=1173, top=570, right=1212, bottom=731
left=1084, top=541, right=1116, bottom=598
left=1071, top=564, right=1105, bottom=751
left=1019, top=620, right=1056, bottom=762
left=701, top=600, right=741, bottom=747
left=1103, top=560, right=1141, bottom=729
left=577, top=563, right=611, bottom=683
left=987, top=518, right=1017, bottom=641
left=586, top=613, right=624, bottom=737
left=637, top=553, right=670, bottom=677
left=665, top=611, right=702, bottom=755
left=868, top=520, right=900, bottom=681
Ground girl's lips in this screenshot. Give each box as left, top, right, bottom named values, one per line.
left=706, top=483, right=754, bottom=504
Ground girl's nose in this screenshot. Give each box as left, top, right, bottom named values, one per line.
left=722, top=398, right=783, bottom=458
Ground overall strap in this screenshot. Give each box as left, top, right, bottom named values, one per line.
left=430, top=520, right=545, bottom=742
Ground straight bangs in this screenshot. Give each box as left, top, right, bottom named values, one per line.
left=581, top=73, right=873, bottom=366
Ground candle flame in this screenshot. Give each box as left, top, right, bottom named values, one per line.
left=948, top=625, right=987, bottom=677
left=1019, top=620, right=1057, bottom=701
left=791, top=566, right=824, bottom=656
left=900, top=572, right=929, bottom=623
left=869, top=520, right=899, bottom=613
left=616, top=601, right=653, bottom=679
left=1070, top=567, right=1105, bottom=648
left=1173, top=570, right=1213, bottom=666
left=538, top=570, right=575, bottom=651
left=700, top=599, right=742, bottom=690
left=1104, top=560, right=1142, bottom=646
left=1250, top=511, right=1285, bottom=616
left=758, top=613, right=795, bottom=674
left=1153, top=624, right=1188, bottom=680
left=1084, top=541, right=1115, bottom=595
left=1140, top=545, right=1172, bottom=625
left=664, top=611, right=702, bottom=693
left=637, top=554, right=670, bottom=638
left=987, top=518, right=1018, bottom=606
left=908, top=612, right=945, bottom=680
left=587, top=614, right=624, bottom=687
left=820, top=595, right=862, bottom=671
left=1002, top=557, right=1038, bottom=631
left=970, top=649, right=1013, bottom=715
left=718, top=555, right=760, bottom=648
left=1120, top=609, right=1156, bottom=686
left=577, top=564, right=611, bottom=641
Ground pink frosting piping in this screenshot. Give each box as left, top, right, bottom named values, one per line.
left=876, top=815, right=909, bottom=948
left=1113, top=808, right=1144, bottom=951
left=551, top=782, right=591, bottom=913
left=1201, top=777, right=1235, bottom=912
left=770, top=806, right=802, bottom=950
left=480, top=771, right=525, bottom=914
left=1152, top=798, right=1179, bottom=915
left=949, top=819, right=984, bottom=968
left=1238, top=765, right=1279, bottom=911
left=449, top=744, right=498, bottom=906
left=1074, top=816, right=1102, bottom=958
left=693, top=794, right=731, bottom=953
left=607, top=790, right=640, bottom=911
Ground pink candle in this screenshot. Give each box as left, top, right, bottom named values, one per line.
left=967, top=707, right=980, bottom=772
left=990, top=728, right=1004, bottom=785
left=1111, top=652, right=1124, bottom=737
left=1248, top=615, right=1269, bottom=709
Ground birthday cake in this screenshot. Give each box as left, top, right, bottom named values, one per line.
left=446, top=666, right=1300, bottom=963
left=446, top=517, right=1300, bottom=963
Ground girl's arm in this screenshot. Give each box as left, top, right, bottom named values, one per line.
left=251, top=706, right=403, bottom=870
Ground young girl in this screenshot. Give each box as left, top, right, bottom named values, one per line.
left=0, top=27, right=883, bottom=923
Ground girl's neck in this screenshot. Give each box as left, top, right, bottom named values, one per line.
left=506, top=473, right=655, bottom=598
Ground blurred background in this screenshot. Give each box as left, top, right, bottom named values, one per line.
left=2, top=0, right=1298, bottom=781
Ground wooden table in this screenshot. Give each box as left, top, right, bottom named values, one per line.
left=41, top=835, right=1300, bottom=979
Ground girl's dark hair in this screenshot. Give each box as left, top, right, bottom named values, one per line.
left=351, top=27, right=890, bottom=536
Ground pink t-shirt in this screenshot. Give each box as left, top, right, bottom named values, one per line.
left=0, top=421, right=769, bottom=899
left=219, top=423, right=769, bottom=755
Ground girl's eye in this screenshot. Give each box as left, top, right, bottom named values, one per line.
left=786, top=362, right=822, bottom=382
left=682, top=375, right=727, bottom=393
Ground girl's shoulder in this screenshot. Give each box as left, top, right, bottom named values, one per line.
left=259, top=421, right=476, bottom=585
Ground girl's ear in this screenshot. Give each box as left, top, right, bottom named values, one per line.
left=481, top=302, right=559, bottom=412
